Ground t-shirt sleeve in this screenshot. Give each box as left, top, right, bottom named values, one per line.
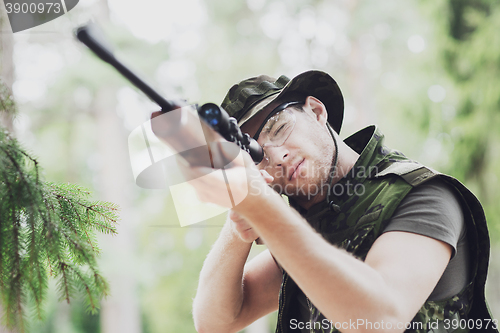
left=382, top=178, right=465, bottom=258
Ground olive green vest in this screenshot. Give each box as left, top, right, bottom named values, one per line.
left=276, top=126, right=497, bottom=333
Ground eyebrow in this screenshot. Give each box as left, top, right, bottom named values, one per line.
left=253, top=101, right=301, bottom=140
left=262, top=116, right=280, bottom=136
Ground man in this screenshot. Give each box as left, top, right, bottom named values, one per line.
left=189, top=70, right=497, bottom=332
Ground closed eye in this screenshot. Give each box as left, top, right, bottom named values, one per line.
left=273, top=124, right=286, bottom=136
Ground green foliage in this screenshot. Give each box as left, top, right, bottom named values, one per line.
left=0, top=80, right=16, bottom=117
left=0, top=128, right=118, bottom=332
left=419, top=0, right=500, bottom=176
left=414, top=0, right=500, bottom=242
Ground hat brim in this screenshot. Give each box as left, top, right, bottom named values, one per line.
left=238, top=70, right=344, bottom=134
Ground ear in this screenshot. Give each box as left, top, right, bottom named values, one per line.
left=304, top=96, right=328, bottom=126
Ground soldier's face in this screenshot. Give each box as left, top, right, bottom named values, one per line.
left=242, top=98, right=335, bottom=202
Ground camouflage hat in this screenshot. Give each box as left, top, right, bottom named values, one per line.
left=221, top=70, right=344, bottom=134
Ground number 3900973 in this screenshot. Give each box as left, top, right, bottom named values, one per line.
left=443, top=318, right=498, bottom=330
left=5, top=2, right=61, bottom=14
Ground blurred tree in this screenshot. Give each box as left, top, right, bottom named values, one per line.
left=78, top=2, right=143, bottom=333
left=0, top=5, right=13, bottom=133
left=0, top=83, right=118, bottom=332
left=0, top=6, right=119, bottom=333
left=4, top=0, right=499, bottom=331
left=410, top=0, right=500, bottom=320
left=416, top=0, right=500, bottom=240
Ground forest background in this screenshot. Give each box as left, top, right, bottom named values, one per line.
left=1, top=0, right=499, bottom=332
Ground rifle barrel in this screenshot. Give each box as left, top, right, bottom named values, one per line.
left=76, top=24, right=180, bottom=111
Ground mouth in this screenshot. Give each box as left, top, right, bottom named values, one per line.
left=289, top=158, right=305, bottom=181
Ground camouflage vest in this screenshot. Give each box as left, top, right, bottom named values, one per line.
left=276, top=126, right=497, bottom=333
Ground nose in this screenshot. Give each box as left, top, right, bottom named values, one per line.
left=265, top=145, right=289, bottom=167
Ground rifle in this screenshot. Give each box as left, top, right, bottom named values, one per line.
left=75, top=23, right=263, bottom=178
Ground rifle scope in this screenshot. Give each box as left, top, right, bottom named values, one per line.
left=198, top=103, right=263, bottom=163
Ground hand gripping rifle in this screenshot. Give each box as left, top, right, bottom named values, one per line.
left=75, top=23, right=263, bottom=176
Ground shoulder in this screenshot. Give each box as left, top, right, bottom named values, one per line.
left=383, top=177, right=465, bottom=257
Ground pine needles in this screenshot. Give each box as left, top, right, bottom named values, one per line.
left=0, top=82, right=15, bottom=117
left=0, top=128, right=119, bottom=332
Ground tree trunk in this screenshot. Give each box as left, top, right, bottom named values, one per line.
left=0, top=2, right=14, bottom=132
left=345, top=0, right=377, bottom=130
left=93, top=87, right=141, bottom=333
left=0, top=5, right=17, bottom=333
left=83, top=0, right=141, bottom=330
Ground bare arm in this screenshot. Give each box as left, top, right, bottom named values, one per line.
left=235, top=186, right=452, bottom=333
left=188, top=154, right=452, bottom=333
left=192, top=215, right=282, bottom=333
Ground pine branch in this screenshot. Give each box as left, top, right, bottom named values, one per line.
left=0, top=79, right=16, bottom=117
left=0, top=127, right=119, bottom=332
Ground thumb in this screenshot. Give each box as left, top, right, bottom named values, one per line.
left=260, top=169, right=274, bottom=184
